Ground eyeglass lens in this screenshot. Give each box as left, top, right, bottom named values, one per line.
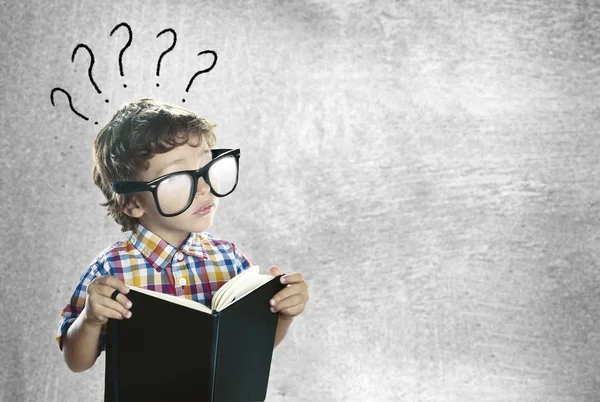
left=155, top=155, right=238, bottom=215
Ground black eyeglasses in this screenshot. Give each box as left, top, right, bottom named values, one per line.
left=112, top=148, right=240, bottom=217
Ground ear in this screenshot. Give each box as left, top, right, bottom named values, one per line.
left=121, top=195, right=145, bottom=218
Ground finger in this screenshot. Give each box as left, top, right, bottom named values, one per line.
left=93, top=295, right=133, bottom=319
left=270, top=283, right=306, bottom=306
left=96, top=304, right=130, bottom=321
left=269, top=266, right=282, bottom=277
left=97, top=275, right=131, bottom=295
left=89, top=276, right=132, bottom=307
left=280, top=272, right=304, bottom=284
left=96, top=283, right=133, bottom=309
left=91, top=276, right=130, bottom=304
left=88, top=285, right=132, bottom=317
left=277, top=303, right=305, bottom=317
left=270, top=293, right=306, bottom=313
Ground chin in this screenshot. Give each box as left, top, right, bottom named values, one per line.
left=201, top=219, right=214, bottom=231
left=190, top=216, right=214, bottom=232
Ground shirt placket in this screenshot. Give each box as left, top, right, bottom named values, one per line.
left=171, top=250, right=188, bottom=297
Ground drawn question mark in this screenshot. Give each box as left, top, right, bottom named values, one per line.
left=110, top=22, right=133, bottom=88
left=50, top=87, right=98, bottom=125
left=155, top=28, right=177, bottom=87
left=182, top=50, right=217, bottom=103
left=71, top=44, right=108, bottom=103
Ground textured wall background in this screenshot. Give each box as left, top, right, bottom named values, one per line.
left=1, top=0, right=600, bottom=401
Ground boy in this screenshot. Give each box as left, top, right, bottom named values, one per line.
left=56, top=98, right=309, bottom=373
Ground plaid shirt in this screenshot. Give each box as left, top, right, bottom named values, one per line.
left=56, top=223, right=252, bottom=355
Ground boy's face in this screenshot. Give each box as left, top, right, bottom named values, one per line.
left=125, top=137, right=219, bottom=243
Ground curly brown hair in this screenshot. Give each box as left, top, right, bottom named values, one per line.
left=92, top=98, right=217, bottom=232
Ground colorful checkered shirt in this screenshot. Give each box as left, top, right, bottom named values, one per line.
left=56, top=223, right=251, bottom=355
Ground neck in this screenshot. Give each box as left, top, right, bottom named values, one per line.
left=139, top=219, right=189, bottom=249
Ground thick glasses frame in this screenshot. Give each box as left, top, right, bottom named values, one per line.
left=111, top=148, right=240, bottom=217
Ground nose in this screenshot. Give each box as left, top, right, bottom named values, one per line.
left=196, top=177, right=210, bottom=195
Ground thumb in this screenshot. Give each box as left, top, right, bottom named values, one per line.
left=269, top=265, right=282, bottom=276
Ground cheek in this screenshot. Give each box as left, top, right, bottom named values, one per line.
left=137, top=193, right=158, bottom=212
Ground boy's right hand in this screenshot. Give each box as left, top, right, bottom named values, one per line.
left=81, top=275, right=133, bottom=328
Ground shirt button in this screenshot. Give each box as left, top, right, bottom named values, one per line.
left=179, top=278, right=187, bottom=286
left=175, top=251, right=184, bottom=261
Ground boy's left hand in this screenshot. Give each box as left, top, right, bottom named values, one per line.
left=269, top=266, right=309, bottom=320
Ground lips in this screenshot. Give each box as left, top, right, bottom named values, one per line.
left=193, top=202, right=213, bottom=215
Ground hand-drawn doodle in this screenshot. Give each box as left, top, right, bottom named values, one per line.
left=182, top=50, right=217, bottom=103
left=155, top=28, right=177, bottom=87
left=109, top=22, right=133, bottom=88
left=50, top=22, right=218, bottom=124
left=50, top=88, right=98, bottom=125
left=71, top=44, right=108, bottom=103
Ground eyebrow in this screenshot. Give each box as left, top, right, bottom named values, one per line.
left=157, top=149, right=211, bottom=177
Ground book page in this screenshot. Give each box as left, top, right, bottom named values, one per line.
left=212, top=280, right=239, bottom=311
left=214, top=273, right=274, bottom=312
left=211, top=265, right=259, bottom=309
left=128, top=285, right=212, bottom=314
left=213, top=272, right=268, bottom=311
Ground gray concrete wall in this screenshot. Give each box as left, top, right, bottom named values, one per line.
left=1, top=0, right=600, bottom=401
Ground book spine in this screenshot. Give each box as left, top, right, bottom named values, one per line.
left=111, top=321, right=119, bottom=402
left=209, top=312, right=220, bottom=402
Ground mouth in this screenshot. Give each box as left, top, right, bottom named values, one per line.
left=193, top=202, right=214, bottom=216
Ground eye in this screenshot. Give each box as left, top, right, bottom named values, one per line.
left=163, top=173, right=188, bottom=184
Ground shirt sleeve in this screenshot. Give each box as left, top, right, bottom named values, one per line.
left=55, top=260, right=109, bottom=356
left=231, top=242, right=252, bottom=275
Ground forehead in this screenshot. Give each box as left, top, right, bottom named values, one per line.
left=143, top=140, right=210, bottom=177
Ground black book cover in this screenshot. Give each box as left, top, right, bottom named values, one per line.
left=104, top=274, right=286, bottom=402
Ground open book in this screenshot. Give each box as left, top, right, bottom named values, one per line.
left=126, top=265, right=275, bottom=314
left=104, top=266, right=286, bottom=402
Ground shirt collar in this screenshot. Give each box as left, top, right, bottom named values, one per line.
left=129, top=223, right=208, bottom=272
